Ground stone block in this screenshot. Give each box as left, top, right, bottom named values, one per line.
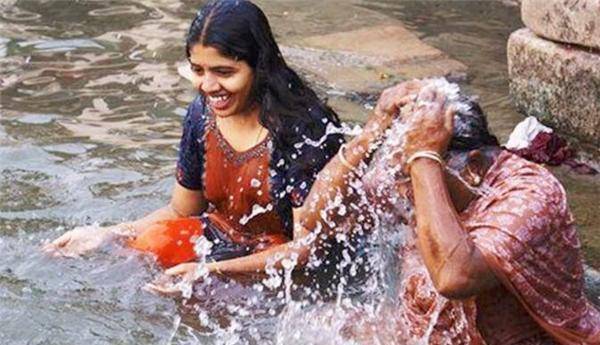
left=281, top=25, right=467, bottom=94
left=522, top=0, right=600, bottom=50
left=508, top=28, right=600, bottom=145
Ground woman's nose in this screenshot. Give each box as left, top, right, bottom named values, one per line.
left=200, top=74, right=220, bottom=94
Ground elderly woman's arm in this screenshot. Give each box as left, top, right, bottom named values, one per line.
left=409, top=159, right=496, bottom=299
left=401, top=87, right=496, bottom=299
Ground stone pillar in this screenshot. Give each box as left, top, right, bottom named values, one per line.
left=508, top=0, right=600, bottom=145
left=521, top=0, right=600, bottom=50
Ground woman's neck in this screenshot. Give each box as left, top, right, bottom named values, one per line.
left=448, top=147, right=502, bottom=212
left=215, top=105, right=268, bottom=152
left=216, top=104, right=261, bottom=132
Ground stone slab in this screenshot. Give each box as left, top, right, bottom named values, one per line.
left=522, top=0, right=600, bottom=50
left=508, top=28, right=600, bottom=145
left=282, top=24, right=467, bottom=94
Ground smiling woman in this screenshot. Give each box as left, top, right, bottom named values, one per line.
left=44, top=0, right=377, bottom=276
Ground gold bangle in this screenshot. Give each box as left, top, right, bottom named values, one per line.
left=406, top=151, right=444, bottom=169
left=338, top=144, right=361, bottom=176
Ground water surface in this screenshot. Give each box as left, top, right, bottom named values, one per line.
left=1, top=1, right=598, bottom=344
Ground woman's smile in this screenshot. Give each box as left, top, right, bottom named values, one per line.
left=189, top=44, right=255, bottom=117
left=207, top=93, right=233, bottom=111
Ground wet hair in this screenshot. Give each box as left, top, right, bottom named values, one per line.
left=449, top=99, right=499, bottom=152
left=185, top=0, right=341, bottom=154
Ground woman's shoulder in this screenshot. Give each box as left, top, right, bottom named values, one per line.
left=489, top=150, right=564, bottom=195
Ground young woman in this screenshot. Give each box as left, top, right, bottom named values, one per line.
left=45, top=0, right=409, bottom=276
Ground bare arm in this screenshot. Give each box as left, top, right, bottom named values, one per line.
left=401, top=87, right=496, bottom=299
left=125, top=182, right=207, bottom=235
left=410, top=160, right=496, bottom=299
left=44, top=182, right=207, bottom=255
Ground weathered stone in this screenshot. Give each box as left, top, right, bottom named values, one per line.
left=522, top=0, right=600, bottom=50
left=282, top=25, right=467, bottom=94
left=508, top=28, right=600, bottom=145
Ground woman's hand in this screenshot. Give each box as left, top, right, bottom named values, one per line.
left=401, top=86, right=455, bottom=161
left=42, top=225, right=118, bottom=257
left=144, top=262, right=215, bottom=297
left=365, top=80, right=424, bottom=135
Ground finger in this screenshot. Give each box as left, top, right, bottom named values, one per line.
left=41, top=235, right=71, bottom=254
left=143, top=283, right=182, bottom=296
left=51, top=235, right=70, bottom=248
left=416, top=87, right=435, bottom=104
left=165, top=263, right=193, bottom=276
left=395, top=94, right=416, bottom=107
left=444, top=105, right=456, bottom=132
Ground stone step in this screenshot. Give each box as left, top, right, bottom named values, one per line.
left=282, top=24, right=467, bottom=95
left=508, top=28, right=600, bottom=145
left=521, top=0, right=600, bottom=50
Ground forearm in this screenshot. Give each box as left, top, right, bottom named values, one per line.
left=299, top=124, right=380, bottom=234
left=125, top=206, right=182, bottom=235
left=209, top=234, right=315, bottom=274
left=410, top=160, right=493, bottom=298
left=119, top=183, right=207, bottom=236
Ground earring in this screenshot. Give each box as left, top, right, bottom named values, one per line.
left=467, top=166, right=482, bottom=186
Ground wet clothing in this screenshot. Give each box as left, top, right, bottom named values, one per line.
left=131, top=96, right=342, bottom=267
left=369, top=150, right=600, bottom=344
left=464, top=151, right=600, bottom=344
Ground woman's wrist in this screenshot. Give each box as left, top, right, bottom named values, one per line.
left=109, top=222, right=138, bottom=239
left=409, top=157, right=444, bottom=177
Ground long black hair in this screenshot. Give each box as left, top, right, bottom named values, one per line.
left=186, top=0, right=341, bottom=153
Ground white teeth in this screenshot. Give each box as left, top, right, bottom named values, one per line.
left=209, top=95, right=229, bottom=103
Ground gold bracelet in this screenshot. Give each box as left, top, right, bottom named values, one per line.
left=338, top=144, right=362, bottom=176
left=406, top=151, right=444, bottom=170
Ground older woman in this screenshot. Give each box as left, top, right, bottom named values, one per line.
left=381, top=86, right=600, bottom=344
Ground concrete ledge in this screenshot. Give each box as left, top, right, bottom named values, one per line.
left=522, top=0, right=600, bottom=50
left=508, top=28, right=600, bottom=145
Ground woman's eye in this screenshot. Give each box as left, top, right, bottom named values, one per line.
left=215, top=69, right=234, bottom=77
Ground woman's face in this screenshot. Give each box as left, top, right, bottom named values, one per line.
left=188, top=44, right=255, bottom=118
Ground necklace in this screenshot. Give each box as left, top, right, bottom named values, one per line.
left=254, top=125, right=265, bottom=146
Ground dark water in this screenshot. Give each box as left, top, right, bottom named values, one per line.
left=1, top=0, right=599, bottom=344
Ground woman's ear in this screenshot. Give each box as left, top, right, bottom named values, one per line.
left=465, top=150, right=486, bottom=186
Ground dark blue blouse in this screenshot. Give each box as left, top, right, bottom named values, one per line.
left=176, top=96, right=344, bottom=238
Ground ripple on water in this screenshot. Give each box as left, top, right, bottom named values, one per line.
left=17, top=39, right=104, bottom=53
left=21, top=76, right=57, bottom=86
left=0, top=169, right=59, bottom=212
left=16, top=114, right=56, bottom=125
left=88, top=5, right=146, bottom=17
left=0, top=7, right=41, bottom=22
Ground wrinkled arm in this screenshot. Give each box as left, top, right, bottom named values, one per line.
left=410, top=160, right=496, bottom=299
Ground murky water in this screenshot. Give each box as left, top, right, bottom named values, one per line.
left=1, top=0, right=599, bottom=344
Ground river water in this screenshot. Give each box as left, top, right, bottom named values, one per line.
left=1, top=0, right=599, bottom=344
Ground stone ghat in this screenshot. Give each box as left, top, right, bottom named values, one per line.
left=508, top=0, right=600, bottom=146
left=508, top=28, right=600, bottom=146
left=522, top=0, right=600, bottom=51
